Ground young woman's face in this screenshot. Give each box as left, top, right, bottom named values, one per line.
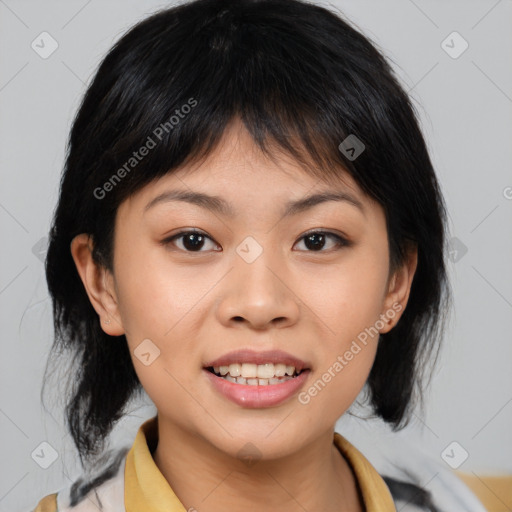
left=92, top=121, right=414, bottom=460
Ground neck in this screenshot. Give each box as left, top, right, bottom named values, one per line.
left=152, top=418, right=363, bottom=512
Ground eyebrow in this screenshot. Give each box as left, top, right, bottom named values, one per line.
left=144, top=188, right=365, bottom=217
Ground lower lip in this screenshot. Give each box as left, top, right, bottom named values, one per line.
left=203, top=369, right=311, bottom=408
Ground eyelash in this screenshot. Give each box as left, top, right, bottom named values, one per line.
left=161, top=229, right=351, bottom=253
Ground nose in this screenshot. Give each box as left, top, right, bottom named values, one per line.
left=215, top=247, right=300, bottom=331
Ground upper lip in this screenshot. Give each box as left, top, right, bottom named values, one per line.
left=204, top=349, right=311, bottom=372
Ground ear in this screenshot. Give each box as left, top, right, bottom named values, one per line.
left=70, top=233, right=125, bottom=336
left=379, top=243, right=418, bottom=334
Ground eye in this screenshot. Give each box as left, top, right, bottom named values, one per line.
left=294, top=230, right=350, bottom=252
left=161, top=230, right=220, bottom=253
left=161, top=229, right=350, bottom=253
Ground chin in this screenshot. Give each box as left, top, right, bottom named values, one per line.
left=204, top=422, right=308, bottom=463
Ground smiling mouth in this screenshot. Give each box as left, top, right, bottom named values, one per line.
left=205, top=363, right=307, bottom=386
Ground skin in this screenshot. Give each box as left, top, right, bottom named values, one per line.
left=71, top=119, right=417, bottom=512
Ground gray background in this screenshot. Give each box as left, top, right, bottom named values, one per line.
left=1, top=1, right=511, bottom=511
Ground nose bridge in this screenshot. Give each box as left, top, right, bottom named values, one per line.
left=216, top=234, right=299, bottom=328
left=234, top=234, right=284, bottom=297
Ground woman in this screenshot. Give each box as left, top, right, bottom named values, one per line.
left=31, top=0, right=462, bottom=510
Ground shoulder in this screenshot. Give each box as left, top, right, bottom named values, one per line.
left=32, top=493, right=58, bottom=512
left=333, top=430, right=487, bottom=512
left=30, top=446, right=129, bottom=512
left=383, top=476, right=439, bottom=511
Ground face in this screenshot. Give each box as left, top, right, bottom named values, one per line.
left=73, top=120, right=416, bottom=461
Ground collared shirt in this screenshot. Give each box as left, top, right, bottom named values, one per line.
left=31, top=415, right=397, bottom=511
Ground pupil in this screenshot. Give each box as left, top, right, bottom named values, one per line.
left=184, top=233, right=204, bottom=251
left=305, top=233, right=325, bottom=251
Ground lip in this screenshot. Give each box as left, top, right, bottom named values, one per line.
left=204, top=368, right=311, bottom=408
left=203, top=349, right=311, bottom=373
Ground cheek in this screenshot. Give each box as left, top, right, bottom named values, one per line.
left=297, top=339, right=378, bottom=428
left=112, top=242, right=216, bottom=379
left=111, top=244, right=207, bottom=408
left=295, top=244, right=388, bottom=413
left=298, top=314, right=380, bottom=424
left=113, top=241, right=208, bottom=337
left=301, top=249, right=389, bottom=338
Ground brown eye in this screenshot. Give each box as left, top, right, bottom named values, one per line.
left=294, top=231, right=350, bottom=252
left=161, top=229, right=350, bottom=254
left=162, top=230, right=220, bottom=252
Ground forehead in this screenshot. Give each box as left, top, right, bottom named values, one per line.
left=129, top=120, right=366, bottom=212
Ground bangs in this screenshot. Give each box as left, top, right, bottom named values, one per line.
left=75, top=0, right=410, bottom=238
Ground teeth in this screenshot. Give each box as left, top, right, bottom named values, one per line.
left=210, top=362, right=306, bottom=385
left=213, top=363, right=298, bottom=379
left=228, top=363, right=241, bottom=377
left=241, top=363, right=258, bottom=378
left=218, top=375, right=295, bottom=385
left=274, top=364, right=287, bottom=377
left=257, top=363, right=274, bottom=379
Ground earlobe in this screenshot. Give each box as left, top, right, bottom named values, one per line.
left=379, top=244, right=418, bottom=334
left=70, top=234, right=125, bottom=336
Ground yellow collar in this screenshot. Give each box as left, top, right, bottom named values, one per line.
left=333, top=431, right=396, bottom=510
left=125, top=416, right=396, bottom=511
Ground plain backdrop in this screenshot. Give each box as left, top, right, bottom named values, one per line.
left=1, top=1, right=511, bottom=511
